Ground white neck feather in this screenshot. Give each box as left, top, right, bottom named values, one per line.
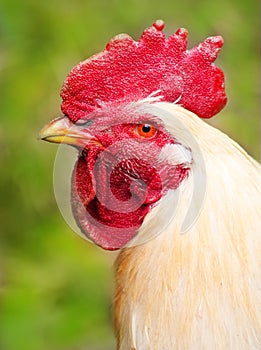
left=114, top=103, right=261, bottom=350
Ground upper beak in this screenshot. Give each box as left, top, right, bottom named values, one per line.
left=39, top=116, right=99, bottom=147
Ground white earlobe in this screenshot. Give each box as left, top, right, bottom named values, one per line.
left=158, top=143, right=192, bottom=167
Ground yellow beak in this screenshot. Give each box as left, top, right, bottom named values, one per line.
left=39, top=116, right=99, bottom=147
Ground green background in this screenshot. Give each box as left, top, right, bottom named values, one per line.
left=0, top=0, right=259, bottom=349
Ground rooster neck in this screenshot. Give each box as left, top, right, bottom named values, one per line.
left=113, top=104, right=261, bottom=350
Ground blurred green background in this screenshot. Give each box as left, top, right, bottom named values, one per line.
left=0, top=0, right=259, bottom=349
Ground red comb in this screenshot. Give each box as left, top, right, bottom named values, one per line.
left=61, top=20, right=227, bottom=121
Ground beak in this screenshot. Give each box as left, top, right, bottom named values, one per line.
left=39, top=116, right=99, bottom=147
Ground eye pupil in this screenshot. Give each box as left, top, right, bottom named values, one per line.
left=136, top=123, right=157, bottom=138
left=142, top=124, right=151, bottom=133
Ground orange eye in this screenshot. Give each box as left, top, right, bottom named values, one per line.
left=136, top=124, right=157, bottom=138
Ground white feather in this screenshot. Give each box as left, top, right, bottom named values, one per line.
left=114, top=102, right=261, bottom=350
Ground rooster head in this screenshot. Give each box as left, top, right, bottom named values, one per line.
left=40, top=20, right=226, bottom=250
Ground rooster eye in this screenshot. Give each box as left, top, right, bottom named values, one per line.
left=136, top=124, right=157, bottom=138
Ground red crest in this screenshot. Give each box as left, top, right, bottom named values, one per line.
left=61, top=20, right=227, bottom=122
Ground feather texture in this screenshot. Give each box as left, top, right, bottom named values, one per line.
left=114, top=103, right=261, bottom=349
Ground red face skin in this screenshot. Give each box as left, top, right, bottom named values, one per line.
left=71, top=121, right=189, bottom=250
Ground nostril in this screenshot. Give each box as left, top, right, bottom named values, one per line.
left=75, top=119, right=94, bottom=127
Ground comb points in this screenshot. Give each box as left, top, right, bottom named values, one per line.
left=61, top=22, right=227, bottom=122
left=106, top=34, right=133, bottom=51
left=168, top=28, right=188, bottom=52
left=153, top=20, right=165, bottom=31
left=197, top=36, right=224, bottom=62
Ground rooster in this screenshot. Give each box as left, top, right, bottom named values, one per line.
left=40, top=21, right=261, bottom=349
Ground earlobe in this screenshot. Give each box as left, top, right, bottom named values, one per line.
left=158, top=143, right=192, bottom=167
